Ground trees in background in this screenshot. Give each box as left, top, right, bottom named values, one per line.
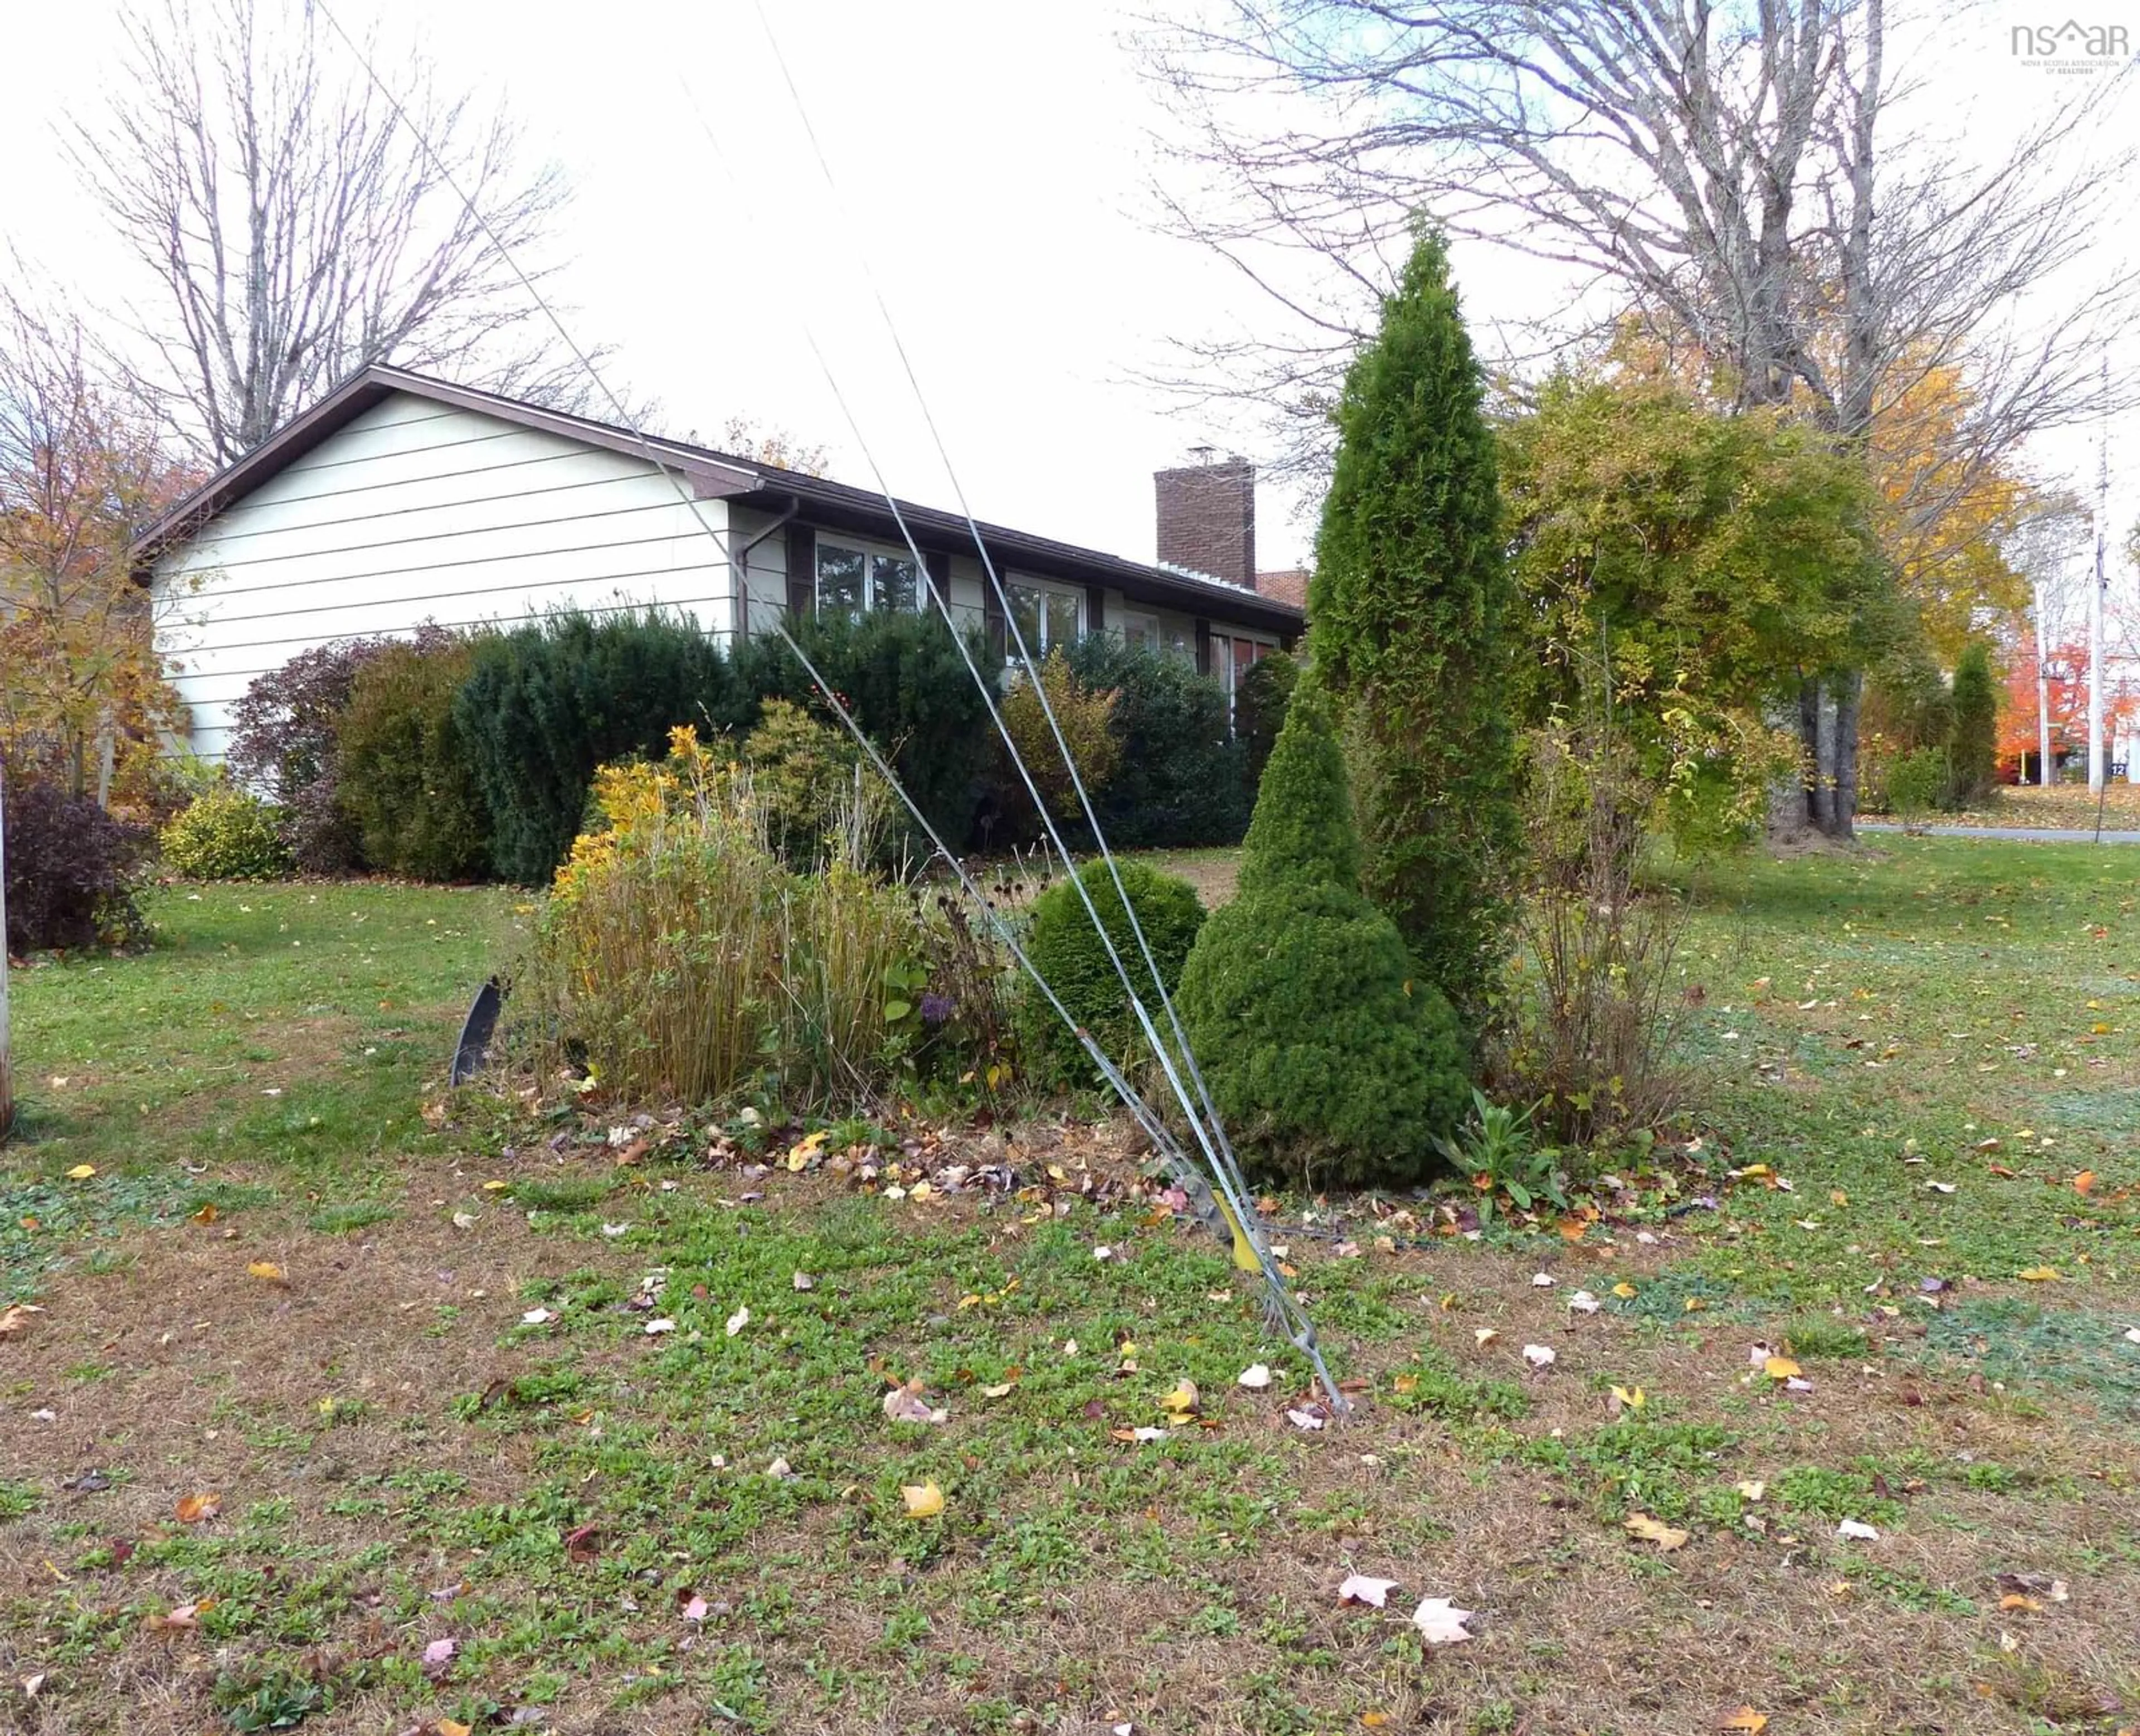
left=1498, top=372, right=1890, bottom=847
left=0, top=290, right=193, bottom=808
left=1148, top=1, right=2137, bottom=837
left=71, top=0, right=578, bottom=464
left=1310, top=230, right=1517, bottom=1030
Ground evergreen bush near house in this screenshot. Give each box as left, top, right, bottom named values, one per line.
left=1178, top=682, right=1468, bottom=1187
left=1059, top=635, right=1249, bottom=848
left=1233, top=651, right=1298, bottom=790
left=454, top=610, right=737, bottom=884
left=1020, top=858, right=1206, bottom=1079
left=2, top=752, right=152, bottom=950
left=1311, top=226, right=1520, bottom=1033
left=334, top=636, right=490, bottom=881
left=158, top=787, right=291, bottom=882
left=732, top=609, right=993, bottom=850
left=1949, top=640, right=1998, bottom=806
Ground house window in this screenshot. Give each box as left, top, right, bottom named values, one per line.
left=817, top=539, right=921, bottom=619
left=1005, top=577, right=1082, bottom=658
left=1120, top=609, right=1160, bottom=651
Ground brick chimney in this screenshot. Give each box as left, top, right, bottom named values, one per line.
left=1155, top=451, right=1255, bottom=589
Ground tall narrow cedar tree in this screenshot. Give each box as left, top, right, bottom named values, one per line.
left=1310, top=228, right=1518, bottom=1030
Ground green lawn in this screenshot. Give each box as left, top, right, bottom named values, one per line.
left=2, top=844, right=2138, bottom=1736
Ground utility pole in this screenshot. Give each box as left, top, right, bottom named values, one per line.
left=2036, top=581, right=2054, bottom=785
left=2089, top=357, right=2109, bottom=792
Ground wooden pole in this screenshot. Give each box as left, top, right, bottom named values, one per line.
left=0, top=758, right=12, bottom=1141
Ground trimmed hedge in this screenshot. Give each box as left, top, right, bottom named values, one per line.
left=337, top=636, right=491, bottom=881
left=1022, top=858, right=1207, bottom=1077
left=159, top=788, right=292, bottom=881
left=1179, top=681, right=1468, bottom=1186
left=733, top=609, right=994, bottom=852
left=453, top=612, right=737, bottom=884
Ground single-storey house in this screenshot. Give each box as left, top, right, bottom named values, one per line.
left=129, top=366, right=1304, bottom=762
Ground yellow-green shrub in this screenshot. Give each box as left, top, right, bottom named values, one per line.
left=159, top=788, right=292, bottom=881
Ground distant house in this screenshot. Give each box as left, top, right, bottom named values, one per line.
left=129, top=367, right=1304, bottom=762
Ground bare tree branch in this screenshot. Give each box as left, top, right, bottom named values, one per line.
left=70, top=0, right=593, bottom=464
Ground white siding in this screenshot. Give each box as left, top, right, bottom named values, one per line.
left=153, top=393, right=738, bottom=760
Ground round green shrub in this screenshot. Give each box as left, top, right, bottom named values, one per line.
left=1178, top=879, right=1468, bottom=1188
left=1022, top=858, right=1206, bottom=1076
left=160, top=789, right=293, bottom=881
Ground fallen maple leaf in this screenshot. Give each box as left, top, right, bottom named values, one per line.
left=1411, top=1596, right=1475, bottom=1645
left=1717, top=1709, right=1769, bottom=1733
left=0, top=1302, right=45, bottom=1339
left=882, top=1379, right=947, bottom=1426
left=66, top=1165, right=96, bottom=1180
left=1623, top=1513, right=1689, bottom=1551
left=1160, top=1378, right=1200, bottom=1420
left=1338, top=1573, right=1399, bottom=1608
left=1609, top=1384, right=1646, bottom=1414
left=2074, top=1171, right=2098, bottom=1196
left=246, top=1260, right=285, bottom=1282
left=1735, top=1480, right=1767, bottom=1501
left=900, top=1481, right=945, bottom=1518
left=173, top=1492, right=221, bottom=1524
left=1763, top=1355, right=1803, bottom=1380
left=144, top=1599, right=212, bottom=1633
left=1611, top=1282, right=1638, bottom=1300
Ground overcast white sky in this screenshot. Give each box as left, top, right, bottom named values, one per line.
left=2, top=0, right=2135, bottom=585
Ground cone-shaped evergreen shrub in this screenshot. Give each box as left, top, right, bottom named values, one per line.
left=1022, top=859, right=1207, bottom=1078
left=1234, top=683, right=1359, bottom=897
left=1179, top=680, right=1468, bottom=1186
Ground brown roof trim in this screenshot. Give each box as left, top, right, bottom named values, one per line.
left=128, top=366, right=1306, bottom=634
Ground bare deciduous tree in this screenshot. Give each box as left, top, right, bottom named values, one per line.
left=71, top=0, right=582, bottom=465
left=1145, top=0, right=2140, bottom=835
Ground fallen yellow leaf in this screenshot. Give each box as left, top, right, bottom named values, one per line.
left=1763, top=1355, right=1802, bottom=1380
left=1361, top=1715, right=1392, bottom=1729
left=2017, top=1266, right=2061, bottom=1282
left=189, top=1203, right=218, bottom=1225
left=436, top=1722, right=473, bottom=1736
left=1683, top=1297, right=1708, bottom=1314
left=246, top=1260, right=285, bottom=1282
left=1998, top=1593, right=2043, bottom=1613
left=1830, top=1189, right=1849, bottom=1206
left=1610, top=1384, right=1646, bottom=1413
left=174, top=1492, right=222, bottom=1524
left=1160, top=1379, right=1200, bottom=1421
left=66, top=1165, right=96, bottom=1181
left=2073, top=1171, right=2097, bottom=1196
left=481, top=1180, right=509, bottom=1193
left=1623, top=1512, right=1689, bottom=1551
left=1612, top=1281, right=1638, bottom=1299
left=1718, top=1710, right=1769, bottom=1734
left=899, top=1481, right=945, bottom=1519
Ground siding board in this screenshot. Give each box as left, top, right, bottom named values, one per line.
left=155, top=393, right=736, bottom=759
